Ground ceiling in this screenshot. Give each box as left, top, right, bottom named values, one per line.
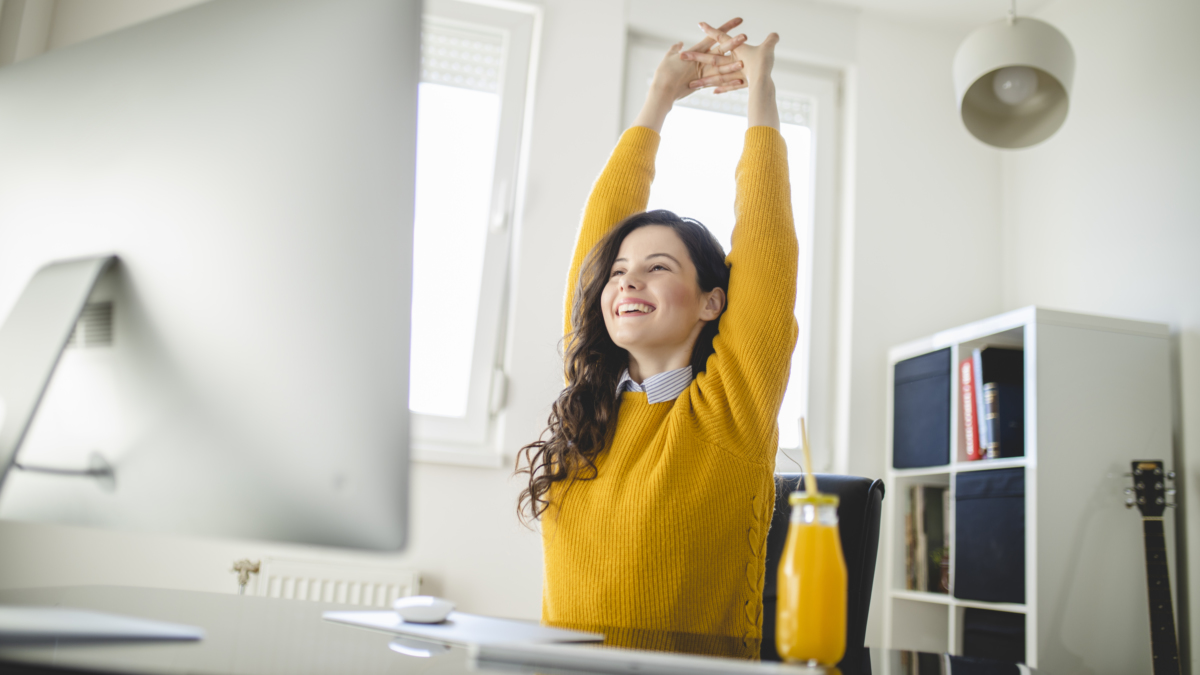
left=814, top=0, right=1058, bottom=32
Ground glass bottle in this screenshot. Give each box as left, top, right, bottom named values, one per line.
left=777, top=491, right=847, bottom=667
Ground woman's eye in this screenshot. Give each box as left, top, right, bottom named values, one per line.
left=651, top=265, right=667, bottom=272
left=610, top=270, right=624, bottom=277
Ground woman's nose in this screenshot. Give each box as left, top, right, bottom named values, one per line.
left=619, top=273, right=639, bottom=290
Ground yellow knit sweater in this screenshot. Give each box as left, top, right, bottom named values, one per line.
left=542, top=125, right=797, bottom=659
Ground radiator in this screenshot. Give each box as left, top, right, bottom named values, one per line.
left=253, top=558, right=421, bottom=607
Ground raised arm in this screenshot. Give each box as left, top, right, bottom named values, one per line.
left=685, top=28, right=798, bottom=459
left=562, top=18, right=748, bottom=337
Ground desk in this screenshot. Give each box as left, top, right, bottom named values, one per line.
left=0, top=587, right=1035, bottom=675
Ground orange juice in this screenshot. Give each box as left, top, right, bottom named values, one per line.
left=777, top=492, right=847, bottom=666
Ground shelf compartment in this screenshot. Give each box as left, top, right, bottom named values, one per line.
left=888, top=474, right=951, bottom=596
left=954, top=332, right=1027, bottom=464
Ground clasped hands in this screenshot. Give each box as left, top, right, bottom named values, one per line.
left=649, top=18, right=779, bottom=102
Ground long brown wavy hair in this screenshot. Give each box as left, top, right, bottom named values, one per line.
left=515, top=210, right=730, bottom=524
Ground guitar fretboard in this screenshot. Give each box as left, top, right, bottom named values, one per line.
left=1142, top=518, right=1181, bottom=675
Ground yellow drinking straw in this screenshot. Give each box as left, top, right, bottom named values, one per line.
left=800, top=417, right=817, bottom=496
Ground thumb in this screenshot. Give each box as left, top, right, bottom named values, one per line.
left=763, top=33, right=780, bottom=48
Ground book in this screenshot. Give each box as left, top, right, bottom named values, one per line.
left=904, top=486, right=916, bottom=590
left=972, top=348, right=990, bottom=455
left=984, top=382, right=999, bottom=459
left=959, top=358, right=982, bottom=461
left=985, top=381, right=1025, bottom=459
left=943, top=489, right=951, bottom=593
left=916, top=487, right=927, bottom=591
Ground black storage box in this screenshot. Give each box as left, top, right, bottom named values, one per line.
left=961, top=608, right=1025, bottom=664
left=893, top=348, right=951, bottom=468
left=955, top=468, right=1024, bottom=604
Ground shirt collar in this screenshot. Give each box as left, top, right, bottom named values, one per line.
left=616, top=365, right=694, bottom=404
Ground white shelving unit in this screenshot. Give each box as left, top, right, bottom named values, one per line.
left=880, top=307, right=1174, bottom=674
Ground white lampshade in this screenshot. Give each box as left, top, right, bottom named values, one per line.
left=953, top=17, right=1075, bottom=149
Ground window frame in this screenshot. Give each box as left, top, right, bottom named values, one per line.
left=622, top=33, right=847, bottom=472
left=409, top=0, right=540, bottom=466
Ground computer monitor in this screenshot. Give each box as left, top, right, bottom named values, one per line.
left=0, top=0, right=418, bottom=552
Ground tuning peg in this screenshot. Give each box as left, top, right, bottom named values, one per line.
left=1167, top=503, right=1178, bottom=509
left=1168, top=471, right=1177, bottom=480
left=1125, top=488, right=1134, bottom=495
left=1126, top=497, right=1136, bottom=509
left=1167, top=489, right=1177, bottom=496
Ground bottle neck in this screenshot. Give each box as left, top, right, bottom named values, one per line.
left=790, top=502, right=838, bottom=526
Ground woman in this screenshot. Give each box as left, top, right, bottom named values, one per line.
left=516, top=19, right=796, bottom=659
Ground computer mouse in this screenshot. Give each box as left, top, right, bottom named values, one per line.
left=393, top=595, right=454, bottom=624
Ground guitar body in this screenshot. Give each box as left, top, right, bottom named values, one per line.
left=1129, top=460, right=1182, bottom=675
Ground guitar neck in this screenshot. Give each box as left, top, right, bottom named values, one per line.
left=1142, top=518, right=1181, bottom=675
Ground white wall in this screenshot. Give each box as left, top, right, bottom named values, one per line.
left=0, top=0, right=1007, bottom=645
left=847, top=10, right=1006, bottom=646
left=845, top=14, right=1004, bottom=504
left=1002, top=0, right=1200, bottom=667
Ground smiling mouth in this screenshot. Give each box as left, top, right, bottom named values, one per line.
left=616, top=302, right=656, bottom=316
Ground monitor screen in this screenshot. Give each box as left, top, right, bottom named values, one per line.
left=0, top=0, right=418, bottom=550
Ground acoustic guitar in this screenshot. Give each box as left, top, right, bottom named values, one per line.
left=1125, top=460, right=1181, bottom=675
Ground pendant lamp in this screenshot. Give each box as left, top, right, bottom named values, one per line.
left=953, top=2, right=1075, bottom=149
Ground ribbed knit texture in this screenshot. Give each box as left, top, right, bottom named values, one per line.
left=544, top=125, right=798, bottom=660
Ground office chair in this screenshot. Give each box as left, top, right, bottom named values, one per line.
left=761, top=473, right=885, bottom=666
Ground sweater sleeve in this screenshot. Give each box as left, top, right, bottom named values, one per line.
left=693, top=127, right=798, bottom=461
left=563, top=127, right=660, bottom=339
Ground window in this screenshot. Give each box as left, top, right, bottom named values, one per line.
left=409, top=0, right=538, bottom=464
left=623, top=34, right=843, bottom=455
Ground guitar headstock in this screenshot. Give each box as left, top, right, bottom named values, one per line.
left=1126, top=460, right=1176, bottom=517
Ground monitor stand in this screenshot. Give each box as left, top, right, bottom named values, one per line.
left=0, top=256, right=117, bottom=489
left=0, top=256, right=202, bottom=645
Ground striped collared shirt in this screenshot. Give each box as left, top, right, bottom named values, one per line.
left=616, top=365, right=693, bottom=404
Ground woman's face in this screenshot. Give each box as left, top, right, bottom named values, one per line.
left=600, top=225, right=722, bottom=361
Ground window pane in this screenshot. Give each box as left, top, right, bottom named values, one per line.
left=409, top=82, right=500, bottom=416
left=647, top=105, right=813, bottom=449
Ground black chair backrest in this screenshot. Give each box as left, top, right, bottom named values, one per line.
left=761, top=473, right=885, bottom=662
